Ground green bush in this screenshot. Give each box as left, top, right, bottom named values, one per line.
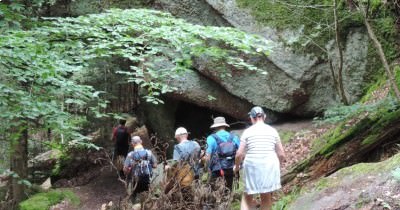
left=19, top=189, right=79, bottom=210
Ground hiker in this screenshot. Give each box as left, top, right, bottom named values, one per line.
left=205, top=116, right=240, bottom=191
left=234, top=106, right=285, bottom=210
left=112, top=119, right=131, bottom=176
left=123, top=136, right=157, bottom=199
left=164, top=127, right=201, bottom=193
left=112, top=119, right=131, bottom=157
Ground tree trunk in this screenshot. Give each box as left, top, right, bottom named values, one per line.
left=363, top=18, right=400, bottom=100
left=357, top=1, right=400, bottom=100
left=10, top=126, right=28, bottom=205
left=333, top=0, right=350, bottom=105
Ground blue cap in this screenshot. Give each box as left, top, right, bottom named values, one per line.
left=248, top=106, right=265, bottom=118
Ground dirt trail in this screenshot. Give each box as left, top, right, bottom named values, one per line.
left=76, top=170, right=124, bottom=209
left=273, top=119, right=314, bottom=132
left=61, top=168, right=126, bottom=210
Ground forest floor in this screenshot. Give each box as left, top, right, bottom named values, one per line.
left=51, top=167, right=125, bottom=210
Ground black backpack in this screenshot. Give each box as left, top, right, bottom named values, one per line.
left=115, top=126, right=129, bottom=146
left=212, top=133, right=238, bottom=170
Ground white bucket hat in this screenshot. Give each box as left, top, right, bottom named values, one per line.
left=175, top=127, right=189, bottom=136
left=210, top=117, right=230, bottom=129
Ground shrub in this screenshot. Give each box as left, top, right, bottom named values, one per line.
left=19, top=189, right=79, bottom=210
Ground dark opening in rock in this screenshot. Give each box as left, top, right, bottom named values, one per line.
left=174, top=101, right=248, bottom=140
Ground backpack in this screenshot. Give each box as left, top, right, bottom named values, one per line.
left=130, top=150, right=152, bottom=177
left=115, top=126, right=129, bottom=146
left=211, top=133, right=237, bottom=170
left=175, top=141, right=199, bottom=162
left=174, top=141, right=200, bottom=177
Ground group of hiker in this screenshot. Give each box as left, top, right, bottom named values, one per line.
left=112, top=106, right=286, bottom=210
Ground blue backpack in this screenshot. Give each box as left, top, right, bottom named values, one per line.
left=131, top=150, right=152, bottom=177
left=211, top=133, right=238, bottom=171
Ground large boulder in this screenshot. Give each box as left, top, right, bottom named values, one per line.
left=28, top=150, right=61, bottom=182
left=203, top=0, right=370, bottom=115
left=288, top=153, right=400, bottom=210
left=152, top=0, right=230, bottom=26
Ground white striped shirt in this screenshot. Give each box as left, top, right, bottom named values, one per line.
left=241, top=122, right=280, bottom=156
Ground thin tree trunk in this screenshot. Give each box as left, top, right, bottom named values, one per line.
left=334, top=0, right=350, bottom=105
left=329, top=60, right=341, bottom=100
left=363, top=17, right=400, bottom=100
left=10, top=125, right=28, bottom=205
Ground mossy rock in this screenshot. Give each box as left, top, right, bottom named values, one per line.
left=288, top=153, right=400, bottom=210
left=19, top=189, right=79, bottom=210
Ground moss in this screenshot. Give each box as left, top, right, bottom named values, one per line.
left=19, top=189, right=79, bottom=210
left=314, top=178, right=329, bottom=191
left=313, top=119, right=374, bottom=157
left=360, top=69, right=386, bottom=103
left=311, top=153, right=400, bottom=192
left=360, top=133, right=379, bottom=145
left=235, top=0, right=363, bottom=54
left=280, top=130, right=296, bottom=144
left=362, top=108, right=400, bottom=145
left=68, top=0, right=152, bottom=16
left=272, top=187, right=301, bottom=210
left=312, top=123, right=345, bottom=152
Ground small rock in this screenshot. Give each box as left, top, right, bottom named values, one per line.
left=100, top=203, right=107, bottom=210
left=132, top=203, right=141, bottom=210
left=107, top=201, right=113, bottom=207
left=40, top=177, right=52, bottom=191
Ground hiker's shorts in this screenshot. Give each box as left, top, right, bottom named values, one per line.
left=243, top=153, right=281, bottom=194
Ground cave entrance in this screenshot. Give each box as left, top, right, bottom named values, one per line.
left=174, top=101, right=247, bottom=140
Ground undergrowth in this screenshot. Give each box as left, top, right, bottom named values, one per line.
left=19, top=189, right=79, bottom=210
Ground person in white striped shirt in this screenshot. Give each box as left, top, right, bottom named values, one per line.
left=234, top=106, right=285, bottom=210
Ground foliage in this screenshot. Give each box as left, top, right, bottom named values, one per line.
left=19, top=189, right=79, bottom=210
left=0, top=0, right=57, bottom=32
left=279, top=130, right=296, bottom=144
left=315, top=96, right=399, bottom=124
left=272, top=188, right=301, bottom=210
left=365, top=1, right=400, bottom=62
left=37, top=9, right=269, bottom=102
left=236, top=0, right=399, bottom=65
left=312, top=95, right=399, bottom=154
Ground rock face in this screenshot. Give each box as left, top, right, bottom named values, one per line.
left=152, top=0, right=230, bottom=26
left=204, top=0, right=370, bottom=115
left=288, top=154, right=400, bottom=210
